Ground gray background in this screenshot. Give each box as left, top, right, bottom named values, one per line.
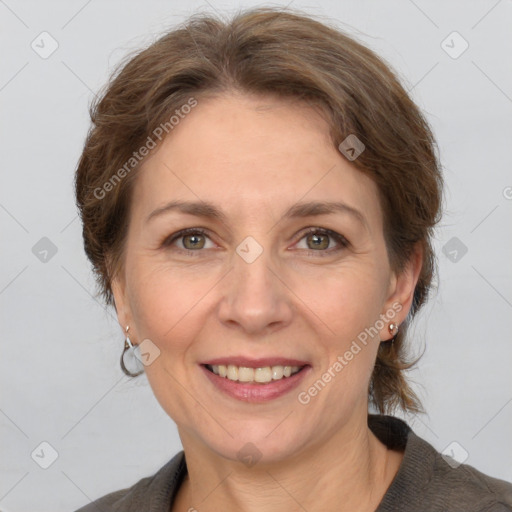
left=1, top=0, right=511, bottom=510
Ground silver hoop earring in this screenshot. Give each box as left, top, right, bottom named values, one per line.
left=120, top=325, right=144, bottom=377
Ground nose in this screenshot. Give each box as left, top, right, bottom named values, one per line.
left=217, top=246, right=294, bottom=336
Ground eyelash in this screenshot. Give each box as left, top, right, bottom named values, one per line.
left=161, top=227, right=349, bottom=257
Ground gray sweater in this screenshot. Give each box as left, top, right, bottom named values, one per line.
left=75, top=415, right=512, bottom=511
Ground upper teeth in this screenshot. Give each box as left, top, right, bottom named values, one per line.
left=209, top=364, right=302, bottom=383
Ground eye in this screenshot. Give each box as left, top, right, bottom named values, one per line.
left=294, top=228, right=349, bottom=255
left=162, top=228, right=215, bottom=252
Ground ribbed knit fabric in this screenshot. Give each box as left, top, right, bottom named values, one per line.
left=75, top=415, right=512, bottom=512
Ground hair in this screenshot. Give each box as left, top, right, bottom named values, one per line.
left=75, top=7, right=443, bottom=414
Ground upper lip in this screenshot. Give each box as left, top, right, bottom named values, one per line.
left=202, top=357, right=310, bottom=368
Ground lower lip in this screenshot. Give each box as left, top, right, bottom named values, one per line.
left=201, top=365, right=311, bottom=402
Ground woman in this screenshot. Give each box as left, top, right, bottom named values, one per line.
left=73, top=7, right=512, bottom=512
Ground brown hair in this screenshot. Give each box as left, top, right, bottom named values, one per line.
left=75, top=7, right=443, bottom=414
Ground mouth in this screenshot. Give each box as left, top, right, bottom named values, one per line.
left=200, top=359, right=312, bottom=402
left=203, top=363, right=307, bottom=384
left=200, top=359, right=313, bottom=404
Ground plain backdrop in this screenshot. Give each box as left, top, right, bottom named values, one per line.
left=1, top=1, right=511, bottom=510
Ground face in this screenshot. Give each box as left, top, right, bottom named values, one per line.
left=112, top=93, right=420, bottom=464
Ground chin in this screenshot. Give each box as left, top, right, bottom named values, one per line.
left=193, top=419, right=311, bottom=467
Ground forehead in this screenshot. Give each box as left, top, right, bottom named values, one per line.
left=133, top=93, right=381, bottom=227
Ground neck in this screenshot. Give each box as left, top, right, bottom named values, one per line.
left=173, top=412, right=403, bottom=512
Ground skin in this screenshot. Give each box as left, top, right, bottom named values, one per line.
left=112, top=92, right=423, bottom=512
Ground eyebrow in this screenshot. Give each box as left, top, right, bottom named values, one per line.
left=146, top=199, right=367, bottom=227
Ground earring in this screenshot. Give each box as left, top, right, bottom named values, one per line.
left=388, top=322, right=399, bottom=341
left=120, top=325, right=144, bottom=377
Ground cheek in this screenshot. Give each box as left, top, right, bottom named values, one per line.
left=291, top=261, right=387, bottom=342
left=289, top=263, right=386, bottom=397
left=293, top=270, right=383, bottom=412
left=125, top=264, right=218, bottom=424
left=126, top=261, right=218, bottom=353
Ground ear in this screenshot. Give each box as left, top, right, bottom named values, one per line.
left=379, top=242, right=423, bottom=341
left=111, top=271, right=132, bottom=335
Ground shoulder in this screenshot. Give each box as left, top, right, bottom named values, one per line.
left=370, top=415, right=512, bottom=512
left=419, top=436, right=512, bottom=512
left=73, top=451, right=186, bottom=512
left=412, top=434, right=512, bottom=512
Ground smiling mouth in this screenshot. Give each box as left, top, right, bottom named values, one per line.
left=203, top=364, right=307, bottom=384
